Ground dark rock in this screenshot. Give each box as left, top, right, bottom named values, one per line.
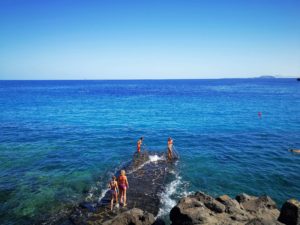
left=245, top=218, right=283, bottom=225
left=194, top=192, right=226, bottom=213
left=237, top=195, right=281, bottom=224
left=236, top=193, right=257, bottom=204
left=70, top=151, right=174, bottom=224
left=70, top=207, right=88, bottom=225
left=152, top=218, right=166, bottom=225
left=170, top=196, right=217, bottom=225
left=102, top=208, right=155, bottom=225
left=216, top=194, right=231, bottom=202
left=230, top=213, right=251, bottom=222
left=79, top=202, right=97, bottom=212
left=257, top=196, right=277, bottom=209
left=170, top=191, right=284, bottom=225
left=216, top=194, right=243, bottom=214
left=236, top=194, right=277, bottom=214
left=246, top=218, right=269, bottom=225
left=278, top=198, right=300, bottom=225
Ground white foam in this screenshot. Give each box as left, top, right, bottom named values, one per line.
left=85, top=185, right=98, bottom=201
left=127, top=161, right=149, bottom=174
left=127, top=154, right=164, bottom=174
left=97, top=188, right=109, bottom=203
left=149, top=154, right=165, bottom=162
left=157, top=174, right=182, bottom=218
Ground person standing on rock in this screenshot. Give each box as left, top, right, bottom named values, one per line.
left=118, top=170, right=129, bottom=207
left=108, top=176, right=119, bottom=210
left=137, top=137, right=144, bottom=153
left=167, top=137, right=173, bottom=160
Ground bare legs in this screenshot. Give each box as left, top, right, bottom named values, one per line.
left=123, top=188, right=127, bottom=206
left=168, top=148, right=173, bottom=160
left=110, top=192, right=118, bottom=210
left=110, top=197, right=114, bottom=210
left=119, top=188, right=127, bottom=207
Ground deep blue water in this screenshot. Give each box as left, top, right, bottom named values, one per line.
left=1, top=79, right=300, bottom=224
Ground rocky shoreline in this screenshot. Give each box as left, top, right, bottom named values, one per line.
left=99, top=191, right=299, bottom=225
left=66, top=153, right=299, bottom=225
left=69, top=152, right=175, bottom=225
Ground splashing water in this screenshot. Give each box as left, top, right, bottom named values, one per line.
left=149, top=154, right=165, bottom=162
left=157, top=176, right=182, bottom=218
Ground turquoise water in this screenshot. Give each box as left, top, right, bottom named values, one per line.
left=1, top=79, right=300, bottom=224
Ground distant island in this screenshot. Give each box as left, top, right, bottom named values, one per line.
left=256, top=75, right=277, bottom=79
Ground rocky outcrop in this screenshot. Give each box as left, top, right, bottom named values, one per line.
left=70, top=152, right=172, bottom=225
left=81, top=192, right=299, bottom=225
left=102, top=208, right=156, bottom=225
left=278, top=199, right=300, bottom=225
left=170, top=191, right=284, bottom=225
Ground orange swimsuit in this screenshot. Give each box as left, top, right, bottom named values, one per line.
left=168, top=139, right=173, bottom=148
left=137, top=140, right=142, bottom=152
left=119, top=175, right=127, bottom=190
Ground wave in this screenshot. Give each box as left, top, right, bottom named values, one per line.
left=157, top=163, right=191, bottom=219
left=157, top=174, right=182, bottom=218
left=149, top=154, right=165, bottom=162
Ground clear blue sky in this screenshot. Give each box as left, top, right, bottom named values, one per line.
left=0, top=0, right=299, bottom=79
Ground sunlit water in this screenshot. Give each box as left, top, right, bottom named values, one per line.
left=1, top=79, right=300, bottom=224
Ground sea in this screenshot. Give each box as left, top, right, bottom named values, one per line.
left=0, top=79, right=300, bottom=224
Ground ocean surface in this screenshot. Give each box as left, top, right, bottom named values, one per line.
left=1, top=79, right=300, bottom=224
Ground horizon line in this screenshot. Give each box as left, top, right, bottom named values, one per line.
left=0, top=76, right=298, bottom=81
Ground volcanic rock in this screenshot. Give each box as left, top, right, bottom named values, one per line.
left=170, top=192, right=284, bottom=225
left=278, top=199, right=300, bottom=225
left=102, top=208, right=156, bottom=225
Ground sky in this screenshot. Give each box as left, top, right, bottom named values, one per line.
left=0, top=0, right=300, bottom=80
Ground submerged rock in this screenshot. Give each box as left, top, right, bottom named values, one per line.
left=170, top=192, right=284, bottom=225
left=278, top=199, right=300, bottom=225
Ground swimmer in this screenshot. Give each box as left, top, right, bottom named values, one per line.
left=289, top=149, right=300, bottom=154
left=258, top=112, right=262, bottom=118
left=118, top=170, right=129, bottom=207
left=108, top=176, right=119, bottom=210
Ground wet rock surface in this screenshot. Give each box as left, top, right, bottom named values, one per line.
left=170, top=192, right=286, bottom=225
left=70, top=151, right=173, bottom=225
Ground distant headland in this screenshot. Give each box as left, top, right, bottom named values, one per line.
left=255, top=75, right=277, bottom=79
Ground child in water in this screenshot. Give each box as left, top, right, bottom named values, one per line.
left=108, top=176, right=119, bottom=210
left=118, top=170, right=129, bottom=207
